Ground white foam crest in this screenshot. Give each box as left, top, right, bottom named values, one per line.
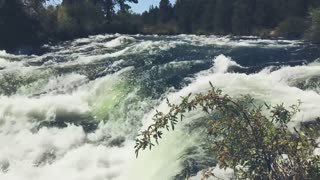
left=177, top=34, right=302, bottom=48
left=119, top=40, right=183, bottom=56
left=0, top=94, right=90, bottom=123
left=72, top=37, right=92, bottom=45
left=0, top=51, right=34, bottom=72
left=0, top=50, right=8, bottom=56
left=104, top=36, right=135, bottom=48
left=212, top=54, right=242, bottom=73
left=63, top=39, right=184, bottom=66
left=0, top=50, right=21, bottom=59
left=0, top=58, right=25, bottom=71
left=72, top=34, right=117, bottom=45
left=154, top=60, right=205, bottom=74
left=89, top=34, right=119, bottom=41
left=267, top=64, right=320, bottom=85
left=70, top=36, right=133, bottom=53
left=63, top=47, right=129, bottom=66
left=37, top=73, right=88, bottom=94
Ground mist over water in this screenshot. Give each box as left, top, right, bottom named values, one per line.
left=0, top=34, right=320, bottom=180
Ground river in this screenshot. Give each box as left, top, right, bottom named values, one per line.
left=0, top=34, right=320, bottom=180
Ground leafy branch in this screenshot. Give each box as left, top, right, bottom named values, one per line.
left=135, top=82, right=320, bottom=179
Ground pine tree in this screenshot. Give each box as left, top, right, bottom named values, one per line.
left=175, top=0, right=193, bottom=33
left=232, top=0, right=255, bottom=35
left=159, top=0, right=173, bottom=23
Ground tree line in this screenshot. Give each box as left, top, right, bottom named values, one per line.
left=0, top=0, right=141, bottom=50
left=1, top=0, right=320, bottom=51
left=143, top=0, right=320, bottom=39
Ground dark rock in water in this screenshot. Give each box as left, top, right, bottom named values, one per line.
left=108, top=136, right=126, bottom=147
left=36, top=111, right=99, bottom=133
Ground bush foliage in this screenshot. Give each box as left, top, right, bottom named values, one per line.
left=135, top=83, right=320, bottom=179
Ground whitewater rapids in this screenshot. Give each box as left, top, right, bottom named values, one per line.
left=0, top=34, right=320, bottom=180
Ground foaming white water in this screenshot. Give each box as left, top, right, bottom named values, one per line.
left=72, top=34, right=118, bottom=46
left=71, top=39, right=184, bottom=66
left=0, top=58, right=24, bottom=71
left=0, top=50, right=20, bottom=59
left=0, top=67, right=136, bottom=179
left=0, top=34, right=319, bottom=180
left=108, top=39, right=185, bottom=58
left=17, top=73, right=88, bottom=95
left=1, top=55, right=319, bottom=180
left=73, top=47, right=130, bottom=65
left=177, top=34, right=302, bottom=48
left=195, top=55, right=320, bottom=123
left=0, top=51, right=31, bottom=72
left=212, top=54, right=242, bottom=73
left=104, top=36, right=135, bottom=48
left=0, top=138, right=134, bottom=180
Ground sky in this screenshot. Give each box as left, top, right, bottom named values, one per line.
left=48, top=0, right=176, bottom=14
left=129, top=0, right=176, bottom=14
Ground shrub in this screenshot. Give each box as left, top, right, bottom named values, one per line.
left=135, top=83, right=320, bottom=179
left=275, top=17, right=306, bottom=39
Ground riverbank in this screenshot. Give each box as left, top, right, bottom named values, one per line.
left=1, top=1, right=320, bottom=53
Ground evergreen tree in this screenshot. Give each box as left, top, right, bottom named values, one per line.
left=191, top=0, right=210, bottom=33
left=213, top=0, right=233, bottom=34
left=116, top=0, right=138, bottom=13
left=142, top=5, right=159, bottom=25
left=159, top=0, right=173, bottom=23
left=0, top=0, right=44, bottom=49
left=175, top=0, right=193, bottom=33
left=232, top=0, right=255, bottom=35
left=90, top=0, right=138, bottom=22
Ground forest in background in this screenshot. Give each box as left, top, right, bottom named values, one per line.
left=1, top=0, right=320, bottom=52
